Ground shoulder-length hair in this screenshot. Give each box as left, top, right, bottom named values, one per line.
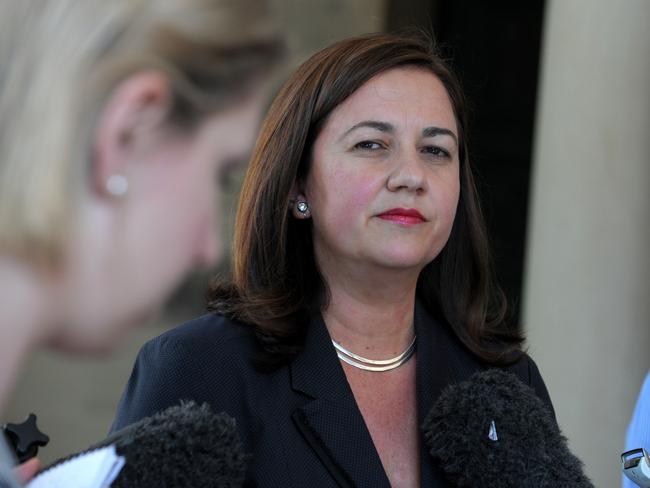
left=0, top=0, right=282, bottom=267
left=208, top=32, right=524, bottom=367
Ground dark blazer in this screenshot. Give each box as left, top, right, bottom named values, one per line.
left=111, top=303, right=554, bottom=487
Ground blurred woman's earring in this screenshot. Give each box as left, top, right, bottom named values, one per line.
left=106, top=174, right=129, bottom=197
left=296, top=201, right=310, bottom=218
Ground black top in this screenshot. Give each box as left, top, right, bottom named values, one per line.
left=111, top=303, right=554, bottom=487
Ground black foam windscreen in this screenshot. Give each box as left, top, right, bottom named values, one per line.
left=423, top=369, right=593, bottom=487
left=42, top=401, right=246, bottom=488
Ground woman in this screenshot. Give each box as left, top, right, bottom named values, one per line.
left=0, top=0, right=281, bottom=414
left=111, top=32, right=554, bottom=487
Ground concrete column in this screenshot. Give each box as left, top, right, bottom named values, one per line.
left=524, top=1, right=650, bottom=486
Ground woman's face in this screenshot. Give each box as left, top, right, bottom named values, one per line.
left=54, top=88, right=264, bottom=352
left=304, top=67, right=460, bottom=278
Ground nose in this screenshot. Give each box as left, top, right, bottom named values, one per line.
left=386, top=149, right=428, bottom=194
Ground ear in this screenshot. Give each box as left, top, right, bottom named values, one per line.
left=92, top=71, right=171, bottom=198
left=289, top=180, right=310, bottom=219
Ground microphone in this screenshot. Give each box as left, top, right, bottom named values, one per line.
left=622, top=448, right=650, bottom=487
left=423, top=369, right=593, bottom=487
left=40, top=401, right=247, bottom=488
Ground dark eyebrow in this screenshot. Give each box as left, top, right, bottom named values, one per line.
left=423, top=126, right=458, bottom=145
left=340, top=121, right=458, bottom=146
left=339, top=120, right=394, bottom=141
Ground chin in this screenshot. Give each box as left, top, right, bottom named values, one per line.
left=49, top=306, right=160, bottom=356
left=48, top=332, right=121, bottom=357
left=372, top=250, right=436, bottom=270
left=387, top=243, right=444, bottom=267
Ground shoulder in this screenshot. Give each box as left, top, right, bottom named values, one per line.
left=626, top=371, right=650, bottom=450
left=505, top=352, right=544, bottom=386
left=147, top=312, right=254, bottom=350
left=505, top=352, right=556, bottom=419
left=139, top=313, right=256, bottom=368
left=630, top=371, right=650, bottom=421
left=134, top=313, right=267, bottom=399
left=111, top=314, right=262, bottom=431
left=638, top=371, right=650, bottom=404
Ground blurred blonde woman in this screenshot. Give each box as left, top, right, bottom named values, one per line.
left=0, top=0, right=281, bottom=415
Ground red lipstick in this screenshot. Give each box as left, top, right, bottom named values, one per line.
left=377, top=208, right=427, bottom=226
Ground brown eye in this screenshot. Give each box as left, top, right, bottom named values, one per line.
left=353, top=140, right=384, bottom=150
left=422, top=145, right=450, bottom=158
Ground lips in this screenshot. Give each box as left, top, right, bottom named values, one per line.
left=377, top=208, right=427, bottom=225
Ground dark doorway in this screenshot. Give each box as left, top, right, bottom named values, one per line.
left=387, top=1, right=546, bottom=325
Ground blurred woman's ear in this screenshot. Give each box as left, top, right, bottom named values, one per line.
left=92, top=71, right=171, bottom=199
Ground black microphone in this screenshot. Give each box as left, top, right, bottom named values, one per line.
left=423, top=369, right=593, bottom=487
left=41, top=401, right=247, bottom=488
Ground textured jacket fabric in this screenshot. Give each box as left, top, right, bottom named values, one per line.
left=111, top=303, right=554, bottom=487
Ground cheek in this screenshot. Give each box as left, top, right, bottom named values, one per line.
left=442, top=180, right=460, bottom=219
left=313, top=167, right=378, bottom=228
left=434, top=174, right=461, bottom=240
left=347, top=177, right=377, bottom=211
left=150, top=162, right=217, bottom=261
left=179, top=179, right=217, bottom=243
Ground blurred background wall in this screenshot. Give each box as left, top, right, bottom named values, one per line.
left=6, top=1, right=649, bottom=486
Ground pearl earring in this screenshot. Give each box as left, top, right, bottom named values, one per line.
left=106, top=174, right=128, bottom=197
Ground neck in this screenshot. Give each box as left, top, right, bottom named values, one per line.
left=320, top=259, right=421, bottom=360
left=0, top=256, right=55, bottom=413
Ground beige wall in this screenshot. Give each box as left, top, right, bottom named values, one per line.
left=524, top=1, right=650, bottom=486
left=277, top=0, right=386, bottom=65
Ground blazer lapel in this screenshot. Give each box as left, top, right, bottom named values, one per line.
left=290, top=313, right=391, bottom=488
left=414, top=301, right=483, bottom=486
left=414, top=301, right=481, bottom=420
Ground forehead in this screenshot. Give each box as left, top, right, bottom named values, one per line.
left=321, top=66, right=457, bottom=136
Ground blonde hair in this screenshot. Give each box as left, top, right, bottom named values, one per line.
left=0, top=0, right=281, bottom=265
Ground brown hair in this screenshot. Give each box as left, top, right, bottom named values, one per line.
left=208, top=32, right=524, bottom=367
